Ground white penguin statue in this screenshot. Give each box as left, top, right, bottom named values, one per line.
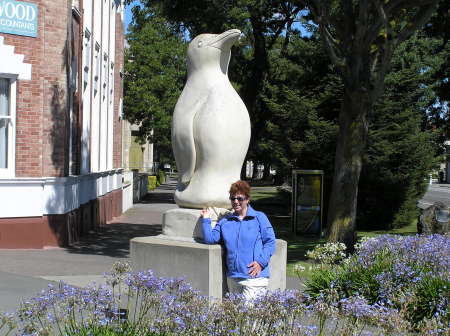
left=172, top=29, right=250, bottom=209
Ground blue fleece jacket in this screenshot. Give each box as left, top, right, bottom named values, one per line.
left=201, top=205, right=276, bottom=279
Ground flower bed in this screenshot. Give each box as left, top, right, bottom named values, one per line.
left=305, top=234, right=449, bottom=333
left=1, top=234, right=448, bottom=336
left=1, top=279, right=409, bottom=336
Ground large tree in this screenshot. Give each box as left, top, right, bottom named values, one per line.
left=358, top=32, right=444, bottom=230
left=302, top=0, right=440, bottom=246
left=263, top=29, right=443, bottom=232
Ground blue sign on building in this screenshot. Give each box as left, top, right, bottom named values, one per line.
left=0, top=0, right=38, bottom=38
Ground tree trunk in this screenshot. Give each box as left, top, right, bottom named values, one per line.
left=240, top=160, right=247, bottom=180
left=252, top=161, right=259, bottom=180
left=262, top=162, right=272, bottom=181
left=326, top=87, right=371, bottom=248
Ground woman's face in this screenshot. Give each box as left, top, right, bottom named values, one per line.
left=229, top=193, right=249, bottom=214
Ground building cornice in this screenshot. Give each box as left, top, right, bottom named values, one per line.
left=0, top=169, right=123, bottom=217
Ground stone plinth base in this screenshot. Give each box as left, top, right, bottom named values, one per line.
left=130, top=235, right=287, bottom=299
left=131, top=235, right=227, bottom=299
left=268, top=239, right=287, bottom=292
left=162, top=207, right=230, bottom=240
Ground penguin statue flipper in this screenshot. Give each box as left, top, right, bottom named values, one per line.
left=172, top=93, right=209, bottom=187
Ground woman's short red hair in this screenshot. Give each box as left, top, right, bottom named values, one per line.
left=229, top=180, right=251, bottom=199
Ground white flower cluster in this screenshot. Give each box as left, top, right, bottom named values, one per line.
left=306, top=242, right=347, bottom=265
left=293, top=264, right=306, bottom=273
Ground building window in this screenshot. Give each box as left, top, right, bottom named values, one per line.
left=103, top=53, right=108, bottom=100
left=0, top=77, right=16, bottom=177
left=119, top=98, right=123, bottom=119
left=94, top=43, right=100, bottom=96
left=0, top=78, right=9, bottom=168
left=71, top=55, right=78, bottom=92
left=110, top=62, right=114, bottom=105
left=83, top=29, right=91, bottom=90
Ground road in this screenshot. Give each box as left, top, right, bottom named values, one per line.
left=419, top=184, right=450, bottom=208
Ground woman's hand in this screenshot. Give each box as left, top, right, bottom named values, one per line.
left=200, top=208, right=211, bottom=218
left=247, top=261, right=262, bottom=277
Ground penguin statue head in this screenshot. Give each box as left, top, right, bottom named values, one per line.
left=187, top=29, right=241, bottom=76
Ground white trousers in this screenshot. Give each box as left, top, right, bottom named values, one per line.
left=227, top=277, right=269, bottom=301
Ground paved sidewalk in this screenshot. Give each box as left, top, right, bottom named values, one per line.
left=0, top=178, right=178, bottom=313
left=0, top=177, right=301, bottom=313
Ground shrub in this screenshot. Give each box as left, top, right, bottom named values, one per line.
left=148, top=175, right=157, bottom=191
left=157, top=170, right=166, bottom=185
left=305, top=234, right=450, bottom=328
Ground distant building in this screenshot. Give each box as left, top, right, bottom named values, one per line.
left=122, top=122, right=155, bottom=173
left=0, top=0, right=125, bottom=248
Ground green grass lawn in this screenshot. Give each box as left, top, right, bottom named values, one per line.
left=357, top=220, right=418, bottom=237
left=250, top=184, right=418, bottom=278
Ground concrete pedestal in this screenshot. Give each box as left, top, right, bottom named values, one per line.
left=130, top=208, right=287, bottom=299
left=131, top=235, right=287, bottom=299
left=131, top=235, right=227, bottom=299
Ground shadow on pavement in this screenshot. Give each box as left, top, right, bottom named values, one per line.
left=151, top=184, right=177, bottom=191
left=66, top=223, right=161, bottom=258
left=63, top=178, right=178, bottom=257
left=137, top=178, right=177, bottom=204
left=139, top=192, right=175, bottom=204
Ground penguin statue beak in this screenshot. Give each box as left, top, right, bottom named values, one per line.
left=208, top=29, right=241, bottom=51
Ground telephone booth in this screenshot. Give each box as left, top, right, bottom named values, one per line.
left=292, top=170, right=324, bottom=235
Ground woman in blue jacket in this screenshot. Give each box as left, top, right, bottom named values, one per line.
left=200, top=180, right=276, bottom=300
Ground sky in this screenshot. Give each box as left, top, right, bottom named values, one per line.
left=122, top=1, right=311, bottom=37
left=123, top=0, right=139, bottom=33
